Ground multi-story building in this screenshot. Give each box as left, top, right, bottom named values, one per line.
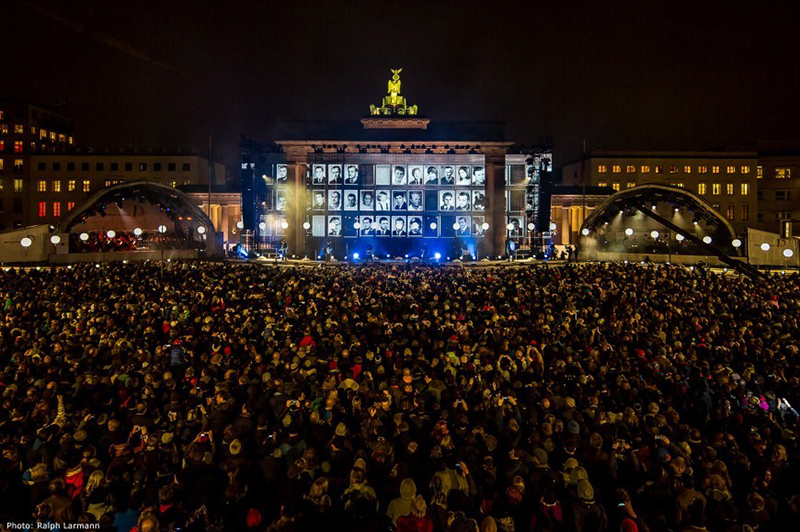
left=754, top=142, right=800, bottom=236
left=0, top=101, right=75, bottom=230
left=561, top=151, right=759, bottom=234
left=27, top=149, right=227, bottom=227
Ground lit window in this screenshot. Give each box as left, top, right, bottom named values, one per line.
left=0, top=140, right=3, bottom=151
left=741, top=205, right=749, bottom=221
left=50, top=132, right=56, bottom=141
left=698, top=166, right=707, bottom=173
left=757, top=166, right=763, bottom=179
left=53, top=180, right=61, bottom=192
left=67, top=202, right=75, bottom=211
left=105, top=180, right=111, bottom=187
left=626, top=165, right=636, bottom=173
left=670, top=165, right=679, bottom=174
left=68, top=180, right=76, bottom=191
left=14, top=159, right=24, bottom=173
left=38, top=202, right=46, bottom=217
left=698, top=183, right=707, bottom=195
left=30, top=142, right=36, bottom=152
left=740, top=166, right=750, bottom=173
left=726, top=166, right=735, bottom=174
left=612, top=182, right=620, bottom=191
left=684, top=165, right=692, bottom=173
left=14, top=124, right=24, bottom=134
left=82, top=180, right=90, bottom=192
left=676, top=182, right=684, bottom=188
left=0, top=110, right=3, bottom=120
left=30, top=126, right=36, bottom=135
left=40, top=129, right=47, bottom=139
left=68, top=136, right=73, bottom=145
left=58, top=134, right=66, bottom=143
left=726, top=205, right=735, bottom=220
left=712, top=183, right=721, bottom=195
left=53, top=202, right=61, bottom=217
left=712, top=203, right=720, bottom=211
left=641, top=165, right=650, bottom=173
left=712, top=166, right=720, bottom=174
left=14, top=141, right=23, bottom=153
left=626, top=182, right=635, bottom=188
left=170, top=181, right=177, bottom=188
left=726, top=183, right=734, bottom=195
left=775, top=168, right=791, bottom=179
left=612, top=165, right=621, bottom=173
left=597, top=165, right=607, bottom=173
left=741, top=183, right=749, bottom=195
left=38, top=180, right=46, bottom=192
left=598, top=182, right=608, bottom=188
left=0, top=159, right=3, bottom=171
left=654, top=166, right=663, bottom=174
left=0, top=124, right=7, bottom=134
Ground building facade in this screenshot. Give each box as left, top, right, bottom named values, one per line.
left=0, top=101, right=75, bottom=230
left=562, top=151, right=759, bottom=234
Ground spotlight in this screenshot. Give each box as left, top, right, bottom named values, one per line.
left=732, top=239, right=742, bottom=248
left=353, top=253, right=360, bottom=259
left=134, top=228, right=143, bottom=236
left=528, top=222, right=535, bottom=231
left=158, top=225, right=167, bottom=234
left=581, top=228, right=590, bottom=236
left=434, top=253, right=441, bottom=260
left=453, top=222, right=460, bottom=230
left=354, top=222, right=361, bottom=230
left=20, top=237, right=32, bottom=248
left=702, top=236, right=712, bottom=244
left=258, top=222, right=267, bottom=231
left=198, top=226, right=206, bottom=234
left=405, top=254, right=409, bottom=258
left=506, top=223, right=514, bottom=230
left=783, top=249, right=794, bottom=258
left=430, top=222, right=438, bottom=230
left=676, top=234, right=685, bottom=242
left=280, top=221, right=289, bottom=229
left=236, top=221, right=244, bottom=229
left=50, top=235, right=61, bottom=245
left=651, top=231, right=659, bottom=239
left=625, top=228, right=633, bottom=236
left=80, top=232, right=89, bottom=241
left=760, top=243, right=770, bottom=251
left=549, top=222, right=557, bottom=231
left=482, top=222, right=490, bottom=231
left=107, top=230, right=116, bottom=239
left=303, top=222, right=311, bottom=230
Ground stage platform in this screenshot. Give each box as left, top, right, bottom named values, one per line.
left=252, top=256, right=565, bottom=268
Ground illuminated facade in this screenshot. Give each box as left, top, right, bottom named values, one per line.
left=241, top=70, right=553, bottom=258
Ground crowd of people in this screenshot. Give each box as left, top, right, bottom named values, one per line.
left=0, top=261, right=798, bottom=531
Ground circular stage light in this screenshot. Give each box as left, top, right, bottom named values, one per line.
left=80, top=232, right=90, bottom=241
left=158, top=225, right=167, bottom=234
left=625, top=228, right=634, bottom=236
left=20, top=237, right=32, bottom=248
left=107, top=230, right=116, bottom=239
left=258, top=222, right=266, bottom=231
left=50, top=235, right=61, bottom=245
left=453, top=222, right=460, bottom=230
left=280, top=221, right=289, bottom=230
left=236, top=221, right=244, bottom=229
left=434, top=253, right=441, bottom=260
left=198, top=226, right=206, bottom=234
left=134, top=227, right=143, bottom=236
left=482, top=222, right=490, bottom=231
left=430, top=222, right=437, bottom=230
left=549, top=222, right=557, bottom=231
left=732, top=238, right=742, bottom=248
left=783, top=248, right=794, bottom=258
left=353, top=222, right=361, bottom=230
left=702, top=236, right=712, bottom=244
left=651, top=230, right=659, bottom=239
left=582, top=228, right=590, bottom=236
left=353, top=253, right=360, bottom=259
left=761, top=243, right=771, bottom=251
left=303, top=222, right=311, bottom=230
left=507, top=223, right=514, bottom=231
left=527, top=222, right=535, bottom=231
left=676, top=233, right=685, bottom=242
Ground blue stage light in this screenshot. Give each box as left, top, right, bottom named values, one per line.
left=353, top=253, right=359, bottom=259
left=434, top=253, right=441, bottom=260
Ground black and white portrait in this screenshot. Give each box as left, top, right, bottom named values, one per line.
left=392, top=191, right=407, bottom=211
left=441, top=166, right=455, bottom=185
left=312, top=165, right=326, bottom=185
left=276, top=216, right=287, bottom=236
left=439, top=191, right=455, bottom=211
left=472, top=191, right=486, bottom=211
left=345, top=165, right=359, bottom=185
left=328, top=165, right=343, bottom=185
left=376, top=190, right=391, bottom=211
left=328, top=216, right=342, bottom=236
left=376, top=216, right=391, bottom=236
left=328, top=190, right=342, bottom=210
left=408, top=166, right=423, bottom=185
left=359, top=216, right=374, bottom=236
left=312, top=190, right=326, bottom=210
left=408, top=190, right=423, bottom=211
left=425, top=166, right=439, bottom=185
left=360, top=190, right=375, bottom=211
left=276, top=190, right=287, bottom=211
left=456, top=166, right=471, bottom=186
left=455, top=191, right=471, bottom=211
left=276, top=164, right=288, bottom=183
left=408, top=216, right=423, bottom=236
left=392, top=166, right=407, bottom=185
left=392, top=216, right=407, bottom=236
left=472, top=166, right=486, bottom=186
left=456, top=216, right=471, bottom=236
left=344, top=191, right=358, bottom=211
left=507, top=216, right=524, bottom=237
left=473, top=216, right=486, bottom=235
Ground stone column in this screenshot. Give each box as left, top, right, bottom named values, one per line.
left=285, top=148, right=308, bottom=257
left=485, top=149, right=506, bottom=257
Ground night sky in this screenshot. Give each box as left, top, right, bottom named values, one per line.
left=4, top=0, right=799, bottom=175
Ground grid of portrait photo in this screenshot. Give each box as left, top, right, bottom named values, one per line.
left=268, top=162, right=490, bottom=237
